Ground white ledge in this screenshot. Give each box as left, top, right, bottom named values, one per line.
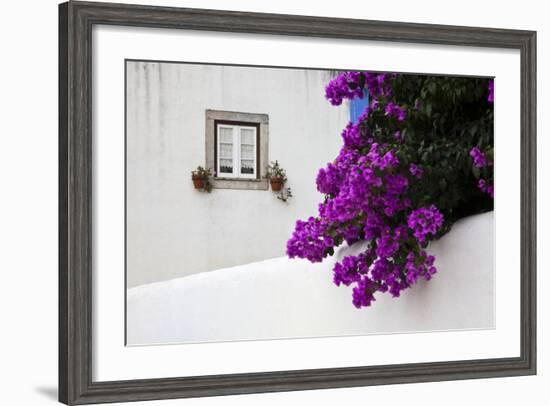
left=127, top=211, right=494, bottom=346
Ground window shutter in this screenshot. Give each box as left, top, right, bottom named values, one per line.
left=218, top=126, right=234, bottom=176
left=239, top=127, right=256, bottom=176
left=350, top=88, right=369, bottom=124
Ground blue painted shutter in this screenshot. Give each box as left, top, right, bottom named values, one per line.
left=349, top=89, right=369, bottom=124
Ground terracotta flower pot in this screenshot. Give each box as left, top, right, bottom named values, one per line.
left=192, top=176, right=206, bottom=189
left=270, top=178, right=284, bottom=192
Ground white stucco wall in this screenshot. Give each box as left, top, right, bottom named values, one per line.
left=127, top=212, right=494, bottom=345
left=126, top=61, right=349, bottom=287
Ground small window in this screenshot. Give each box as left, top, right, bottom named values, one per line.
left=216, top=123, right=258, bottom=179
left=205, top=110, right=269, bottom=191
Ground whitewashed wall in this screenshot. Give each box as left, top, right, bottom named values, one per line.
left=127, top=212, right=495, bottom=345
left=126, top=62, right=349, bottom=287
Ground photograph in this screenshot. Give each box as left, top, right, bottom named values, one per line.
left=1, top=0, right=543, bottom=404
left=125, top=61, right=495, bottom=346
left=57, top=1, right=539, bottom=404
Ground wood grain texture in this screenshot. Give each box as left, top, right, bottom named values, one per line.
left=58, top=1, right=537, bottom=404
left=58, top=3, right=69, bottom=404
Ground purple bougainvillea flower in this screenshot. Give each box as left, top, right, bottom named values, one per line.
left=288, top=70, right=492, bottom=309
left=478, top=179, right=495, bottom=198
left=409, top=163, right=423, bottom=179
left=407, top=205, right=444, bottom=243
left=352, top=277, right=377, bottom=308
left=384, top=102, right=407, bottom=122
left=325, top=72, right=365, bottom=106
left=325, top=71, right=393, bottom=106
left=470, top=147, right=488, bottom=168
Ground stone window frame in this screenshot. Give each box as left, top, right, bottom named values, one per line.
left=205, top=110, right=269, bottom=190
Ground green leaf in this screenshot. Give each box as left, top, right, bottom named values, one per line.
left=426, top=102, right=432, bottom=116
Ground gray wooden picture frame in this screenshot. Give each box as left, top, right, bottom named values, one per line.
left=59, top=1, right=537, bottom=404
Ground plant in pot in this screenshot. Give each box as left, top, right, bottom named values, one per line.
left=266, top=160, right=287, bottom=192
left=191, top=166, right=213, bottom=192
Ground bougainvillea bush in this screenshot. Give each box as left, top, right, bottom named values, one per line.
left=287, top=71, right=494, bottom=308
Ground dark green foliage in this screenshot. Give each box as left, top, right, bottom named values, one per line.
left=367, top=74, right=493, bottom=236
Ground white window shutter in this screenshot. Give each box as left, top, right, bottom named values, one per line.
left=239, top=127, right=256, bottom=178
left=218, top=126, right=234, bottom=177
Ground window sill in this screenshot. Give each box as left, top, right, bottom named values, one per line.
left=211, top=178, right=269, bottom=191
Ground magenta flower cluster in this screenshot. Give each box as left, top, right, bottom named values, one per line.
left=469, top=147, right=488, bottom=168
left=287, top=71, right=449, bottom=308
left=407, top=206, right=444, bottom=243
left=469, top=147, right=494, bottom=197
left=478, top=179, right=494, bottom=198
left=384, top=102, right=407, bottom=122
left=409, top=163, right=423, bottom=179
left=325, top=71, right=394, bottom=107
left=470, top=82, right=494, bottom=198
left=325, top=72, right=365, bottom=106
left=288, top=71, right=493, bottom=309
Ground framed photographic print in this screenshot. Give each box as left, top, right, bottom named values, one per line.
left=59, top=1, right=536, bottom=404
